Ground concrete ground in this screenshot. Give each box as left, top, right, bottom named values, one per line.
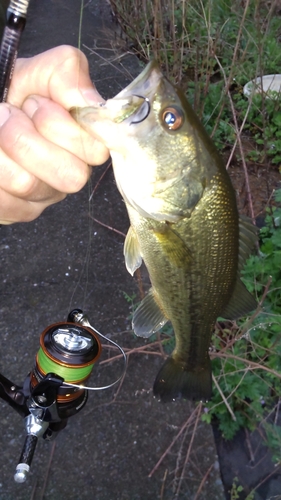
left=0, top=1, right=225, bottom=499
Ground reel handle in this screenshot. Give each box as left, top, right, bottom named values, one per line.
left=14, top=434, right=38, bottom=483
left=14, top=412, right=49, bottom=483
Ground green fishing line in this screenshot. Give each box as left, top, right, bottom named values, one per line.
left=37, top=348, right=94, bottom=382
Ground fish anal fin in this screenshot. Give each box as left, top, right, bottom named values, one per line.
left=153, top=356, right=212, bottom=402
left=221, top=277, right=257, bottom=320
left=124, top=226, right=142, bottom=276
left=132, top=288, right=168, bottom=338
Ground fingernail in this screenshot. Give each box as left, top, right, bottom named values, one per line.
left=80, top=88, right=105, bottom=106
left=0, top=104, right=11, bottom=126
left=23, top=96, right=39, bottom=118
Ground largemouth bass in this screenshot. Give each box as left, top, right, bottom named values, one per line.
left=71, top=61, right=257, bottom=402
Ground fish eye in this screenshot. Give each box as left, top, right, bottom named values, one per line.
left=162, top=106, right=184, bottom=131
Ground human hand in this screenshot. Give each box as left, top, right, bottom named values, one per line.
left=0, top=45, right=109, bottom=224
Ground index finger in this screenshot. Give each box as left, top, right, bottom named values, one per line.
left=8, top=45, right=101, bottom=109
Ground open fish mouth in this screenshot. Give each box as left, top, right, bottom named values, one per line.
left=70, top=60, right=163, bottom=129
left=115, top=60, right=162, bottom=100
left=89, top=61, right=163, bottom=124
left=129, top=96, right=150, bottom=124
left=101, top=94, right=151, bottom=124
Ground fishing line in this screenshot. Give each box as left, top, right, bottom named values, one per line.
left=62, top=325, right=127, bottom=391
left=68, top=0, right=96, bottom=312
left=32, top=310, right=127, bottom=394
left=77, top=0, right=84, bottom=52
left=66, top=2, right=127, bottom=390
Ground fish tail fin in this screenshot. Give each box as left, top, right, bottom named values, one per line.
left=153, top=356, right=212, bottom=402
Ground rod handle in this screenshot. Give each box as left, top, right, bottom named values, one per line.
left=14, top=434, right=37, bottom=483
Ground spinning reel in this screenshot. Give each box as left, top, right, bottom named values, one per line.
left=0, top=309, right=126, bottom=483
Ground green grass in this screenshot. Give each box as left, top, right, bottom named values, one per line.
left=110, top=0, right=281, bottom=159
left=112, top=0, right=281, bottom=464
left=203, top=189, right=281, bottom=462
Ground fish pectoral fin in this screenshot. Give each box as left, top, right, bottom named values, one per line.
left=154, top=224, right=192, bottom=268
left=221, top=277, right=257, bottom=320
left=124, top=226, right=143, bottom=276
left=238, top=216, right=258, bottom=271
left=132, top=288, right=168, bottom=338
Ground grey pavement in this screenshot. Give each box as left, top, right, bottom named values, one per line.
left=0, top=1, right=225, bottom=499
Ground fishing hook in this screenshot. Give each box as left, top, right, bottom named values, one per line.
left=130, top=95, right=151, bottom=125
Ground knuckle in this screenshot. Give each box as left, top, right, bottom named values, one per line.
left=57, top=160, right=90, bottom=193
left=57, top=45, right=89, bottom=73
left=1, top=116, right=33, bottom=159
left=11, top=171, right=37, bottom=198
left=12, top=131, right=32, bottom=157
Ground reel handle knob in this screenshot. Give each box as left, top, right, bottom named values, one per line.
left=14, top=414, right=49, bottom=483
left=14, top=434, right=37, bottom=483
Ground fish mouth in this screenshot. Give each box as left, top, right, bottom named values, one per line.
left=115, top=60, right=162, bottom=101
left=71, top=61, right=163, bottom=126
left=103, top=60, right=163, bottom=124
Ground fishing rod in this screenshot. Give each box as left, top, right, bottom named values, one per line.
left=0, top=0, right=30, bottom=102
left=0, top=309, right=127, bottom=483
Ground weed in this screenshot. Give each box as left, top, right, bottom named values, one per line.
left=229, top=477, right=244, bottom=500
left=110, top=0, right=281, bottom=476
left=203, top=189, right=281, bottom=459
left=234, top=92, right=281, bottom=165
left=263, top=420, right=281, bottom=465
left=122, top=291, right=137, bottom=312
left=229, top=477, right=255, bottom=500
left=110, top=0, right=281, bottom=159
left=124, top=190, right=281, bottom=456
left=124, top=188, right=281, bottom=458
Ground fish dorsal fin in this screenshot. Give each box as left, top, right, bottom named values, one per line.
left=124, top=226, right=143, bottom=276
left=238, top=215, right=258, bottom=271
left=221, top=217, right=258, bottom=320
left=221, top=277, right=257, bottom=320
left=132, top=288, right=168, bottom=338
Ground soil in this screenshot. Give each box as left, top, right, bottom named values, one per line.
left=0, top=1, right=280, bottom=500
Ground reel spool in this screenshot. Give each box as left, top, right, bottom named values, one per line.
left=30, top=322, right=102, bottom=418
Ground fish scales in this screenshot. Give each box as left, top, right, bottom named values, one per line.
left=127, top=170, right=239, bottom=396
left=71, top=60, right=257, bottom=402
